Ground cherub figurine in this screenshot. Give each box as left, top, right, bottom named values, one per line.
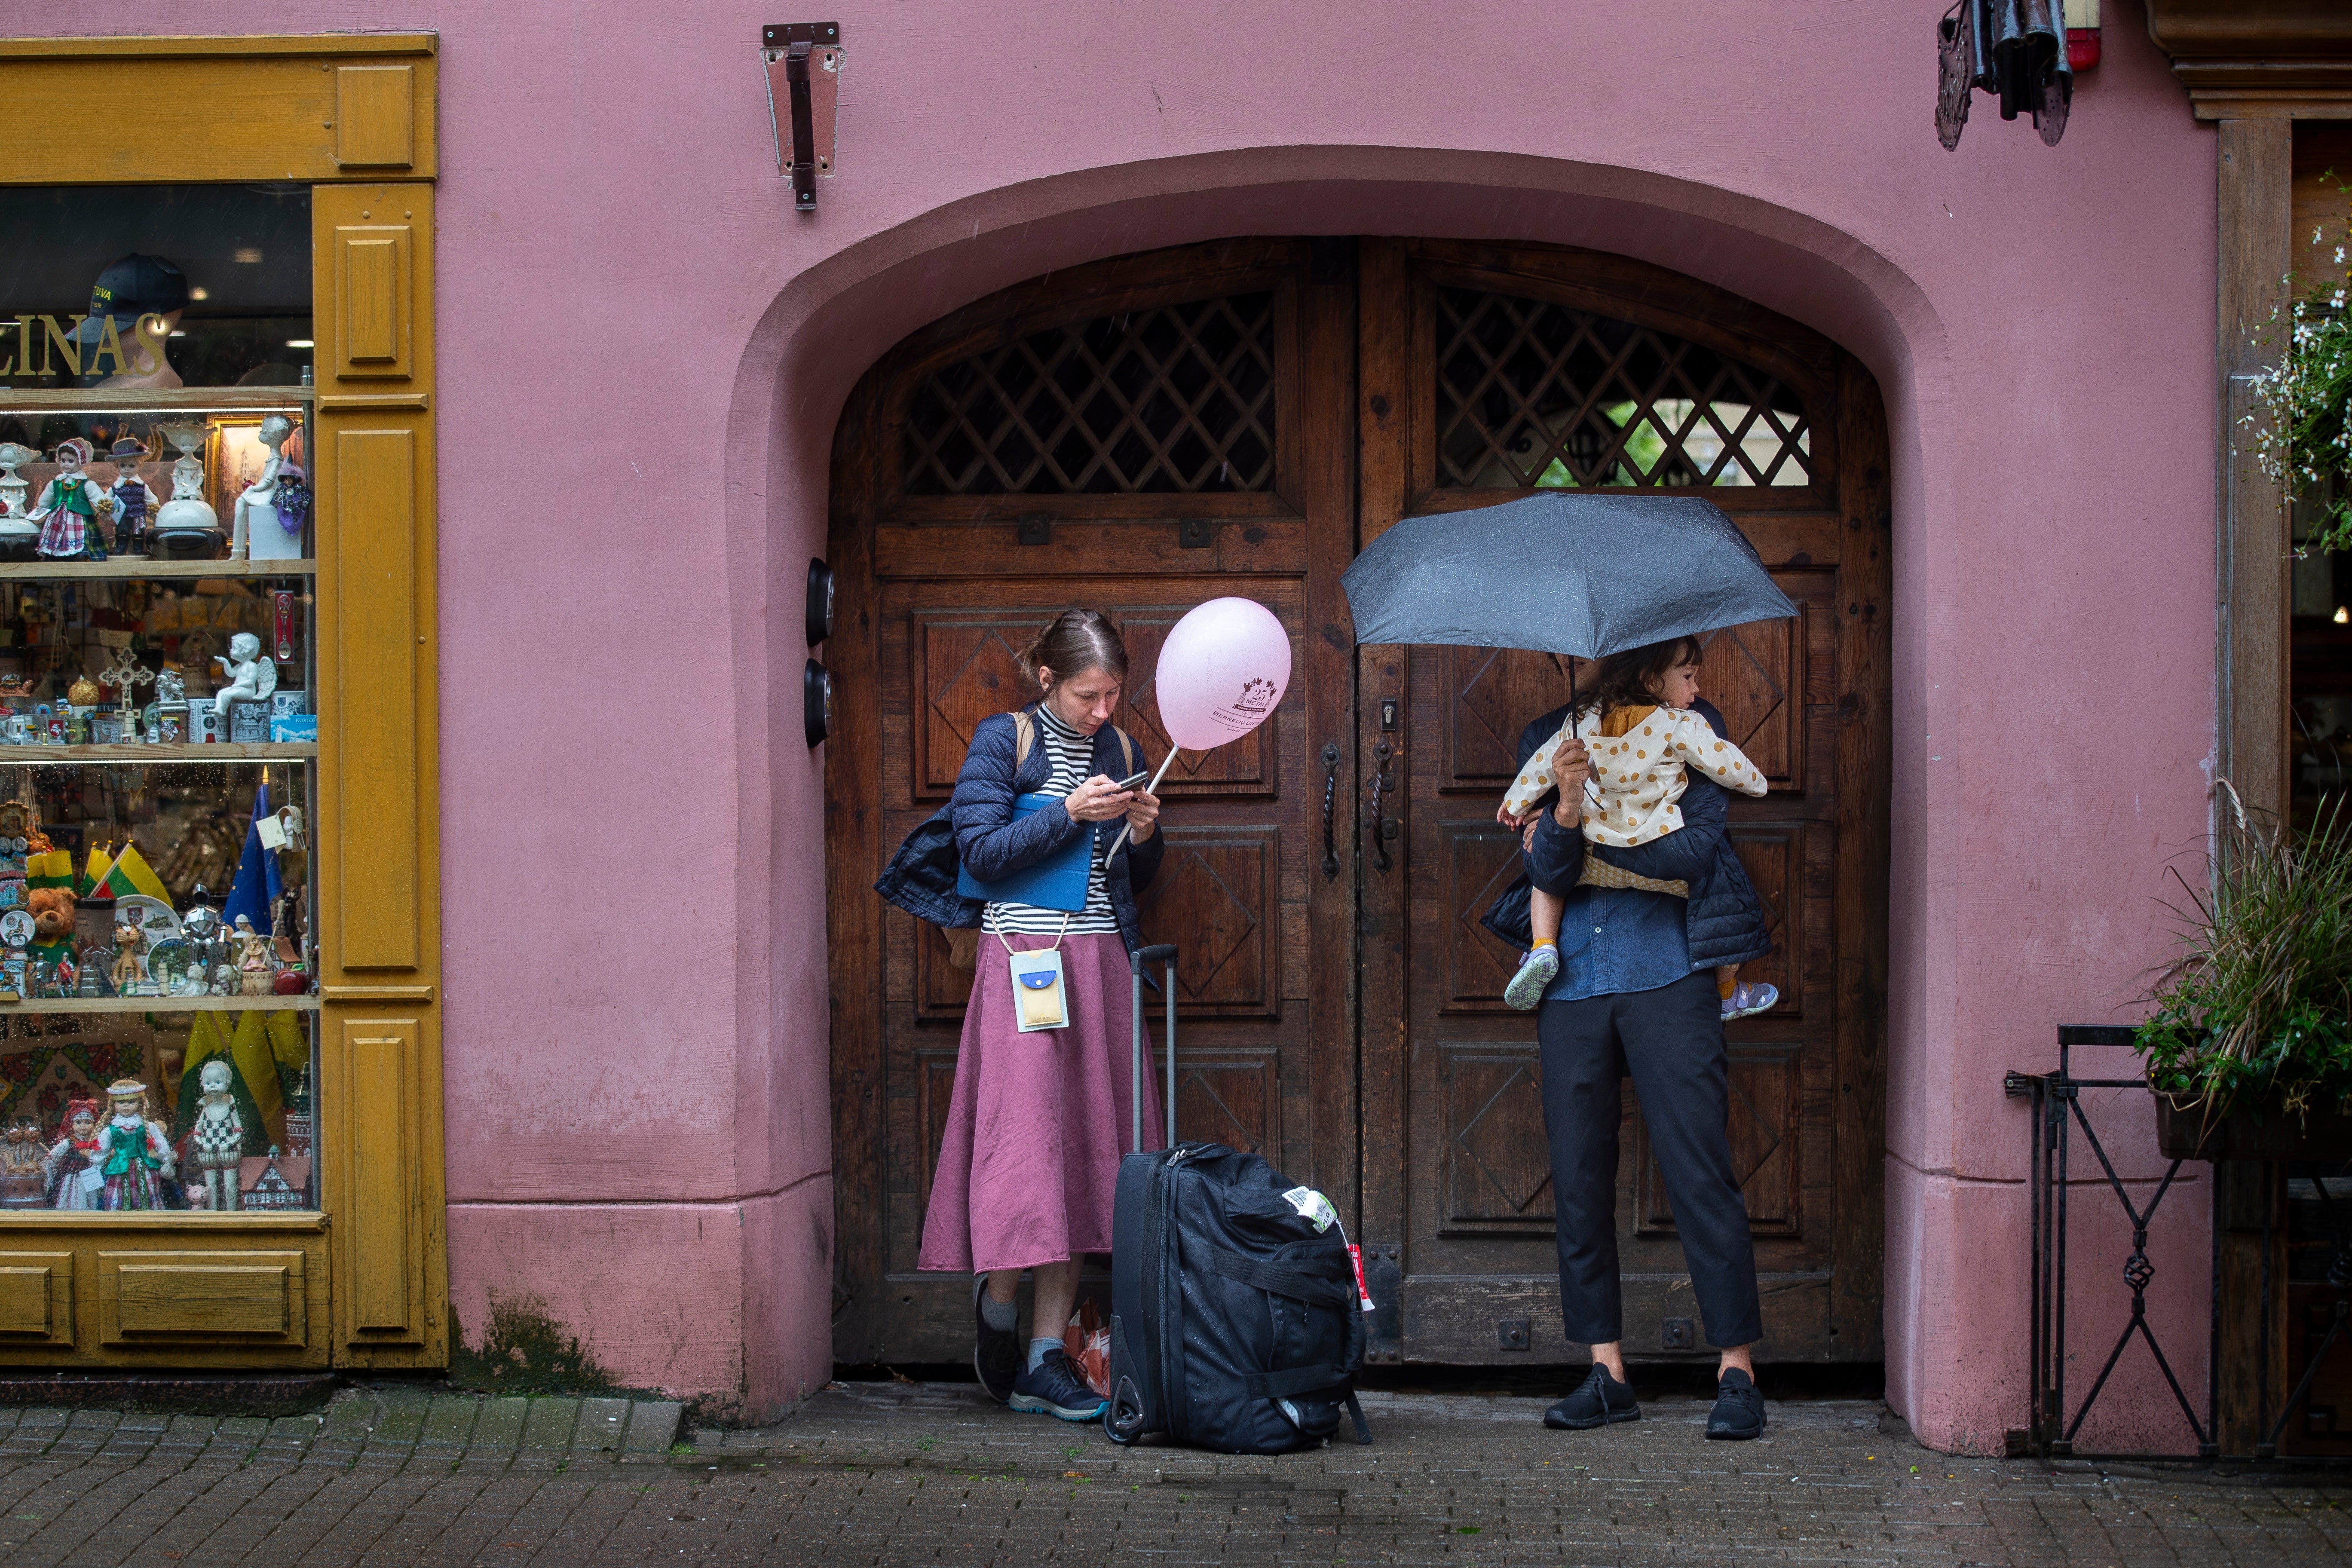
left=30, top=438, right=112, bottom=561
left=232, top=914, right=276, bottom=996
left=212, top=632, right=279, bottom=716
left=107, top=439, right=159, bottom=557
left=41, top=1099, right=102, bottom=1211
left=186, top=1060, right=243, bottom=1213
left=95, top=1078, right=172, bottom=1210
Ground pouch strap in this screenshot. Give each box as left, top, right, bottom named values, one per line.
left=989, top=906, right=1070, bottom=956
left=1244, top=1364, right=1351, bottom=1400
left=1207, top=1246, right=1355, bottom=1308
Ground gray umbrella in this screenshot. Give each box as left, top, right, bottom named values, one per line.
left=1340, top=492, right=1795, bottom=662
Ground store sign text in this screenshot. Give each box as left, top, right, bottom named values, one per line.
left=0, top=314, right=172, bottom=377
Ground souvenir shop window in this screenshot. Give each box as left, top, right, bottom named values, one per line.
left=0, top=183, right=321, bottom=1219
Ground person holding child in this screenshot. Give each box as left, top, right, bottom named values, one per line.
left=1487, top=635, right=1775, bottom=1441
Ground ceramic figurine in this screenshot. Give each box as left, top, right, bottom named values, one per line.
left=106, top=439, right=159, bottom=557
left=95, top=1078, right=172, bottom=1210
left=0, top=443, right=36, bottom=559
left=150, top=423, right=221, bottom=558
left=110, top=913, right=146, bottom=993
left=186, top=1059, right=242, bottom=1214
left=212, top=633, right=279, bottom=716
left=40, top=1099, right=103, bottom=1211
left=232, top=415, right=305, bottom=564
left=232, top=914, right=275, bottom=996
left=30, top=438, right=111, bottom=561
left=0, top=1115, right=48, bottom=1208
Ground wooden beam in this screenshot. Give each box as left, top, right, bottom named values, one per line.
left=2218, top=119, right=2294, bottom=820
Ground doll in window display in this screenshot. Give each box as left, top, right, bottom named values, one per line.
left=107, top=439, right=158, bottom=557
left=29, top=438, right=111, bottom=561
left=95, top=1078, right=173, bottom=1210
left=184, top=1059, right=243, bottom=1212
left=41, top=1099, right=103, bottom=1211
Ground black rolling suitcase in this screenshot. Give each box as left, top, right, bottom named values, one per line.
left=1103, top=946, right=1372, bottom=1453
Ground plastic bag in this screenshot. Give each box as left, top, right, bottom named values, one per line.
left=1062, top=1297, right=1111, bottom=1397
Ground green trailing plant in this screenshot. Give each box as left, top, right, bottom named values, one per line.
left=2136, top=783, right=2352, bottom=1121
left=2245, top=172, right=2352, bottom=556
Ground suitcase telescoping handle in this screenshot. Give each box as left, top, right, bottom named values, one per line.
left=1130, top=943, right=1178, bottom=1154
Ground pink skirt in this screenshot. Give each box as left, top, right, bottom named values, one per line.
left=918, top=931, right=1164, bottom=1275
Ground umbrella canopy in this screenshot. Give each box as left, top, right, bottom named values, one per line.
left=1340, top=492, right=1795, bottom=658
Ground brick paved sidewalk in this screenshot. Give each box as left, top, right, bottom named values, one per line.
left=0, top=1380, right=2343, bottom=1565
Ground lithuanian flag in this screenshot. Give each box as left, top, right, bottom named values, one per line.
left=24, top=849, right=74, bottom=889
left=91, top=842, right=172, bottom=908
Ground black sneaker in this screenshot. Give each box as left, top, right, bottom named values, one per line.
left=971, top=1280, right=1021, bottom=1405
left=1010, top=1349, right=1107, bottom=1422
left=1544, top=1363, right=1640, bottom=1429
left=1706, top=1367, right=1766, bottom=1440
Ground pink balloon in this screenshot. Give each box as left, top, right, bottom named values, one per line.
left=1152, top=597, right=1292, bottom=751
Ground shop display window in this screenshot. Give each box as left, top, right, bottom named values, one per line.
left=0, top=187, right=319, bottom=1219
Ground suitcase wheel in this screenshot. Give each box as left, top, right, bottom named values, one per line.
left=1104, top=1375, right=1147, bottom=1446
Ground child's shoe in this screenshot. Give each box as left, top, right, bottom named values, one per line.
left=1721, top=981, right=1778, bottom=1020
left=1504, top=945, right=1559, bottom=1010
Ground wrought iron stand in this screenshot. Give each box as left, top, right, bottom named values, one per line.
left=2006, top=1025, right=2215, bottom=1459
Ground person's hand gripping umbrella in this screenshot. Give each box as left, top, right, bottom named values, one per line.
left=1105, top=596, right=1291, bottom=859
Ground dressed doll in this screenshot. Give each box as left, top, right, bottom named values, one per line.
left=106, top=438, right=159, bottom=557
left=95, top=1078, right=173, bottom=1210
left=29, top=438, right=110, bottom=561
left=185, top=1059, right=243, bottom=1213
left=41, top=1098, right=103, bottom=1211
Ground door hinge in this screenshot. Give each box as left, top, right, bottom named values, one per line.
left=762, top=23, right=842, bottom=211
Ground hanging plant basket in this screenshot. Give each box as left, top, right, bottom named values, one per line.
left=2152, top=1084, right=2352, bottom=1162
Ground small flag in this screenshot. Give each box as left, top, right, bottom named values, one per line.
left=94, top=842, right=172, bottom=908
left=24, top=849, right=74, bottom=889
left=83, top=842, right=114, bottom=897
left=223, top=781, right=279, bottom=937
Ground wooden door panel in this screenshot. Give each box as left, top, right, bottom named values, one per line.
left=1442, top=647, right=1584, bottom=790
left=1170, top=1054, right=1281, bottom=1157
left=1130, top=826, right=1279, bottom=1016
left=1439, top=822, right=1531, bottom=1012
left=913, top=612, right=1048, bottom=799
left=1438, top=1044, right=1553, bottom=1232
left=1698, top=609, right=1804, bottom=792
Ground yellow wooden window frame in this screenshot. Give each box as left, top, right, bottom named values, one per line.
left=0, top=35, right=444, bottom=1369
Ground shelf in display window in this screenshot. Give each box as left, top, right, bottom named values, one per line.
left=0, top=742, right=315, bottom=763
left=0, top=559, right=315, bottom=581
left=0, top=388, right=313, bottom=411
left=0, top=995, right=319, bottom=1015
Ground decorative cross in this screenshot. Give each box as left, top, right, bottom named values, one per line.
left=98, top=645, right=154, bottom=731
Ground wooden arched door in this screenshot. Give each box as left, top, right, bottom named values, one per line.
left=826, top=236, right=1890, bottom=1368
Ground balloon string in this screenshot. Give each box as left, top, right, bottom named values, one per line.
left=1104, top=748, right=1181, bottom=861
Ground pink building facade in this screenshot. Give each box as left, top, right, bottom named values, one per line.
left=40, top=1, right=2231, bottom=1453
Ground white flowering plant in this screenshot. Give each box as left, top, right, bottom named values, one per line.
left=2247, top=204, right=2352, bottom=556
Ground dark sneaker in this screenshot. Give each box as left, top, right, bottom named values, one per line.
left=971, top=1280, right=1021, bottom=1404
left=1706, top=1367, right=1766, bottom=1440
left=1544, top=1363, right=1640, bottom=1429
left=1504, top=946, right=1560, bottom=1011
left=1010, top=1349, right=1107, bottom=1422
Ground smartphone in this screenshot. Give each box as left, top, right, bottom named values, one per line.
left=1112, top=769, right=1152, bottom=792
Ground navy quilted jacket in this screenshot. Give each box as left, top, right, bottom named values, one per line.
left=872, top=705, right=1167, bottom=953
left=1479, top=697, right=1771, bottom=973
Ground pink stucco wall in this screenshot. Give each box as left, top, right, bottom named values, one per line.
left=54, top=1, right=2218, bottom=1443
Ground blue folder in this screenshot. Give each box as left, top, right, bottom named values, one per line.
left=955, top=793, right=1093, bottom=912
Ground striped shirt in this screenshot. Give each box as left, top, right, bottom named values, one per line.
left=984, top=704, right=1123, bottom=937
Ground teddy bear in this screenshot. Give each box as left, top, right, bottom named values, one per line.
left=25, top=886, right=76, bottom=996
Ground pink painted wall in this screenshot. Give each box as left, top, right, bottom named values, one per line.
left=53, top=1, right=2218, bottom=1441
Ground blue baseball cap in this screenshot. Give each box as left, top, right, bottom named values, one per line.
left=71, top=254, right=189, bottom=345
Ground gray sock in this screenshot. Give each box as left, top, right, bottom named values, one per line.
left=1026, top=1336, right=1060, bottom=1372
left=979, top=1292, right=1017, bottom=1333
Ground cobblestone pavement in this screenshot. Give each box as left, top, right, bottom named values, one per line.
left=0, top=1380, right=2343, bottom=1565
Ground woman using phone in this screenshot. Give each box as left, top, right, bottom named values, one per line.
left=910, top=608, right=1164, bottom=1421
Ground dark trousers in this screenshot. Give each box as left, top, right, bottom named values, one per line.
left=1537, top=969, right=1764, bottom=1350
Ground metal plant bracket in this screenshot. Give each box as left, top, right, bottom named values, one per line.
left=762, top=22, right=842, bottom=211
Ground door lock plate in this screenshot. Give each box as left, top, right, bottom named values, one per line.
left=1496, top=1318, right=1531, bottom=1351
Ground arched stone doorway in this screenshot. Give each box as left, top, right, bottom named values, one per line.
left=824, top=235, right=1890, bottom=1369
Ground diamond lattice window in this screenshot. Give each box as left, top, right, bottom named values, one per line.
left=1435, top=287, right=1813, bottom=490
left=902, top=292, right=1276, bottom=495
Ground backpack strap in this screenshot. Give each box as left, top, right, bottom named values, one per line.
left=1011, top=710, right=1035, bottom=773
left=1113, top=725, right=1137, bottom=777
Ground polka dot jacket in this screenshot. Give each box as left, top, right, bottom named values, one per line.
left=1502, top=704, right=1770, bottom=849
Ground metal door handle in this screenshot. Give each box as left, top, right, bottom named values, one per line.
left=1368, top=739, right=1395, bottom=874
left=1320, top=742, right=1341, bottom=881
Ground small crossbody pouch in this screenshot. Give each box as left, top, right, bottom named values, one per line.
left=996, top=912, right=1072, bottom=1033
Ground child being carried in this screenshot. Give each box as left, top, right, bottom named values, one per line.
left=1498, top=639, right=1777, bottom=1019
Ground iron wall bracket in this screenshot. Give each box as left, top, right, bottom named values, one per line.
left=762, top=22, right=842, bottom=211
